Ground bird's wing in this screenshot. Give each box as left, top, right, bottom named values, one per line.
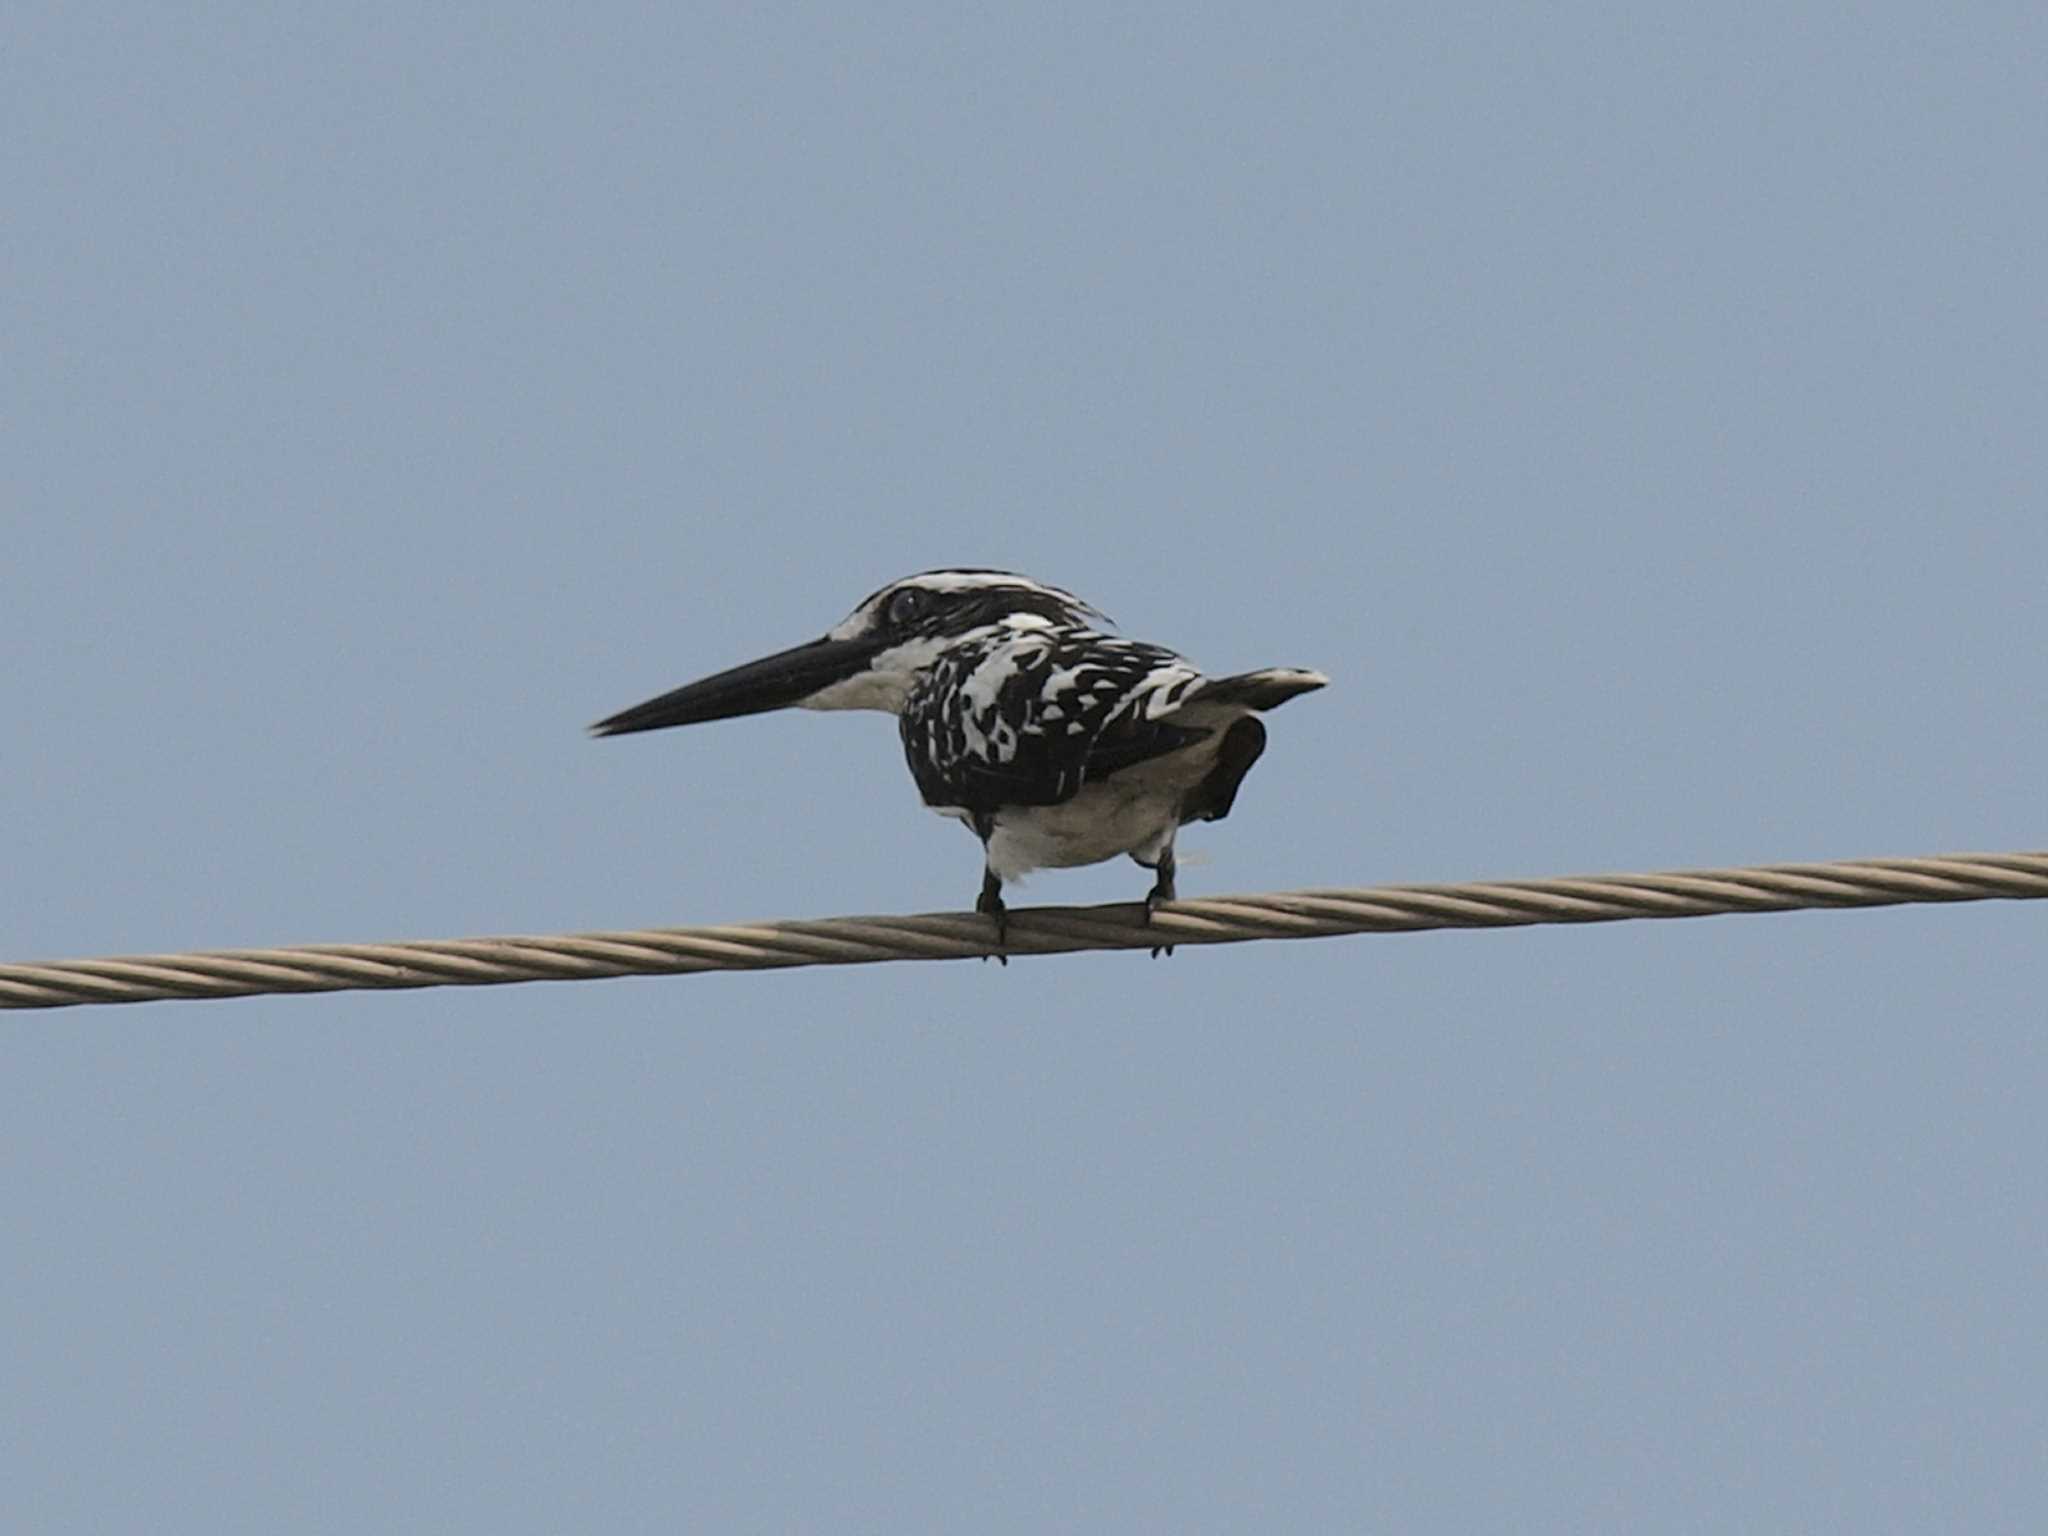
left=901, top=631, right=1213, bottom=814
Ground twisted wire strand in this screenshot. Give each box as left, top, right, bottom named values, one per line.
left=3, top=850, right=2043, bottom=1011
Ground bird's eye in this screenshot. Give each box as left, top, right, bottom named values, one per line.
left=886, top=588, right=930, bottom=626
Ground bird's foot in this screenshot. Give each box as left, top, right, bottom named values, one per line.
left=977, top=868, right=1008, bottom=966
left=1145, top=865, right=1177, bottom=959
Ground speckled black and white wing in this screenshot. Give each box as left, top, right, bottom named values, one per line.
left=898, top=625, right=1212, bottom=818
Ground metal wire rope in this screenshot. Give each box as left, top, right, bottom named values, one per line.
left=4, top=850, right=2043, bottom=1011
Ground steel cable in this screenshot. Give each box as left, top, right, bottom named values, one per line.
left=4, top=850, right=2043, bottom=1011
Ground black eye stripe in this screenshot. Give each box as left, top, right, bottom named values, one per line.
left=882, top=581, right=1098, bottom=633
left=887, top=588, right=931, bottom=625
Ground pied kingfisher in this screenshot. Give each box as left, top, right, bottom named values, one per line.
left=593, top=570, right=1326, bottom=953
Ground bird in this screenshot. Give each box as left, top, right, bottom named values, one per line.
left=592, top=569, right=1327, bottom=956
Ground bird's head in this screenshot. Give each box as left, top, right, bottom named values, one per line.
left=592, top=570, right=1103, bottom=735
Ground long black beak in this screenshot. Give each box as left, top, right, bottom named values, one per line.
left=591, top=634, right=884, bottom=736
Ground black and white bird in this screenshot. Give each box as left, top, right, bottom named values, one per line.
left=593, top=570, right=1326, bottom=952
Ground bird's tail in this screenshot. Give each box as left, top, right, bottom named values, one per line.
left=1193, top=667, right=1329, bottom=712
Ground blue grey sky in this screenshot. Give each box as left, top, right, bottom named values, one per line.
left=5, top=3, right=2045, bottom=1529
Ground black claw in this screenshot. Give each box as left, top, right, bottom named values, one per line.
left=977, top=866, right=1008, bottom=966
left=1145, top=852, right=1177, bottom=959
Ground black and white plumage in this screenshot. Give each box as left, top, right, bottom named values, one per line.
left=593, top=570, right=1326, bottom=953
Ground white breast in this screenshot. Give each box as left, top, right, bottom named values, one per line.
left=968, top=731, right=1226, bottom=880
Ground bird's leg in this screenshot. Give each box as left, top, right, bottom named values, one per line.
left=1145, top=845, right=1177, bottom=958
left=976, top=863, right=1009, bottom=966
